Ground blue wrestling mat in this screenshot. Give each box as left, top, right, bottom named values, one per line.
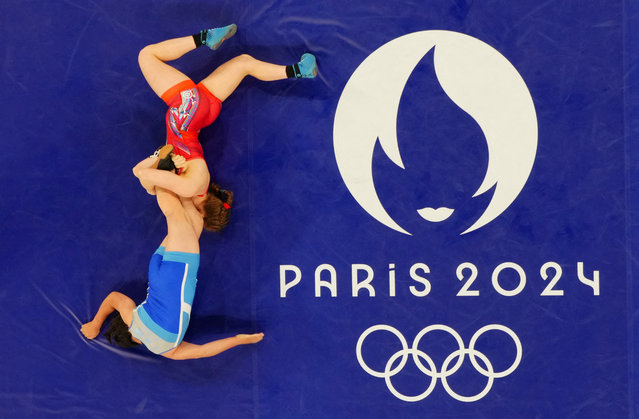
left=1, top=0, right=638, bottom=418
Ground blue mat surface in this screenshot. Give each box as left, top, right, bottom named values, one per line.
left=1, top=1, right=637, bottom=418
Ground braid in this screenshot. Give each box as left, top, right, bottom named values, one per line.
left=203, top=183, right=233, bottom=232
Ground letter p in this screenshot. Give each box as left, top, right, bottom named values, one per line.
left=280, top=265, right=302, bottom=298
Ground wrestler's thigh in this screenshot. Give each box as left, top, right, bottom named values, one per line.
left=139, top=49, right=191, bottom=99
left=198, top=56, right=250, bottom=102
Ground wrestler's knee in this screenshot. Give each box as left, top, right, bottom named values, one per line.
left=229, top=54, right=255, bottom=70
left=138, top=45, right=157, bottom=67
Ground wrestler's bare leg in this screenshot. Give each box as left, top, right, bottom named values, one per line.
left=199, top=54, right=288, bottom=102
left=138, top=36, right=195, bottom=99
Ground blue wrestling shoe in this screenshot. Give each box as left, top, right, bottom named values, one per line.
left=205, top=24, right=237, bottom=50
left=294, top=53, right=317, bottom=78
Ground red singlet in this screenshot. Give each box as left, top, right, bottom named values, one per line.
left=161, top=80, right=222, bottom=160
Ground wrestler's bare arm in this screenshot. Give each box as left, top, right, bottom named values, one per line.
left=133, top=157, right=209, bottom=198
left=81, top=292, right=136, bottom=339
left=132, top=156, right=160, bottom=195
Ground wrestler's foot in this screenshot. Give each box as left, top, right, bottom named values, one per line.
left=292, top=53, right=317, bottom=78
left=236, top=333, right=264, bottom=344
left=151, top=144, right=176, bottom=171
left=205, top=24, right=237, bottom=50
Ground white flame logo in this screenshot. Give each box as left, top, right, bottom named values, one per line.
left=333, top=30, right=537, bottom=235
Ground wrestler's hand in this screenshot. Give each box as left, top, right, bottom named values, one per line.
left=171, top=154, right=187, bottom=170
left=81, top=321, right=100, bottom=339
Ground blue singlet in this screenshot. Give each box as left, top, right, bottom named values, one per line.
left=129, top=246, right=199, bottom=354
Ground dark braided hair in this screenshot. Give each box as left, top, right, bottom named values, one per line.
left=104, top=313, right=140, bottom=349
left=203, top=183, right=233, bottom=232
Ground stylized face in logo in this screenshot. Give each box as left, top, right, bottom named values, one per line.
left=333, top=30, right=538, bottom=235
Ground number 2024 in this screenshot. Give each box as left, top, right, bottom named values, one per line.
left=456, top=262, right=600, bottom=297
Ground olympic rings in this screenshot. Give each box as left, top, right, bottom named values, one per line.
left=355, top=324, right=522, bottom=403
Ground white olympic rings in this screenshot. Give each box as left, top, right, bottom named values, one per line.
left=356, top=324, right=522, bottom=403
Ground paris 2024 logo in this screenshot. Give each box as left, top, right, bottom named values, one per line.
left=333, top=30, right=536, bottom=402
